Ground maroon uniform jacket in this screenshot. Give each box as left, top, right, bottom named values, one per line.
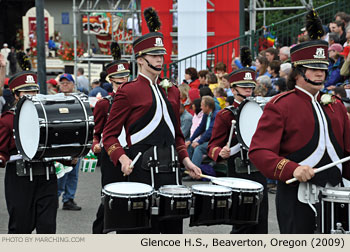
left=208, top=100, right=241, bottom=161
left=249, top=87, right=350, bottom=182
left=102, top=73, right=188, bottom=167
left=92, top=93, right=115, bottom=152
left=0, top=111, right=17, bottom=167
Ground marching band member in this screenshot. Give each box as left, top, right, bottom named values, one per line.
left=249, top=9, right=350, bottom=233
left=92, top=42, right=130, bottom=233
left=102, top=8, right=201, bottom=234
left=0, top=71, right=57, bottom=233
left=207, top=66, right=268, bottom=234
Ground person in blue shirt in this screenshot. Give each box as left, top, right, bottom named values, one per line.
left=48, top=36, right=56, bottom=51
left=185, top=95, right=218, bottom=168
left=88, top=79, right=108, bottom=97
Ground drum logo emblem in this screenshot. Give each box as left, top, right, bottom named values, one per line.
left=243, top=72, right=253, bottom=80
left=314, top=48, right=325, bottom=59
left=59, top=108, right=69, bottom=114
left=154, top=38, right=164, bottom=47
left=25, top=75, right=35, bottom=83
left=117, top=64, right=125, bottom=71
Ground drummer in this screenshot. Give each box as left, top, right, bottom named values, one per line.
left=249, top=9, right=350, bottom=233
left=207, top=68, right=268, bottom=234
left=102, top=7, right=201, bottom=234
left=91, top=58, right=130, bottom=234
left=0, top=71, right=58, bottom=233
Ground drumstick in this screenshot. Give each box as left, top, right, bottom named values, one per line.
left=123, top=152, right=142, bottom=176
left=227, top=120, right=236, bottom=147
left=184, top=170, right=226, bottom=182
left=286, top=156, right=350, bottom=184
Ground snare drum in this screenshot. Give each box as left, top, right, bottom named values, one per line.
left=13, top=94, right=94, bottom=161
left=102, top=182, right=154, bottom=232
left=156, top=185, right=192, bottom=220
left=212, top=177, right=263, bottom=224
left=190, top=184, right=232, bottom=226
left=319, top=187, right=350, bottom=234
left=235, top=98, right=263, bottom=149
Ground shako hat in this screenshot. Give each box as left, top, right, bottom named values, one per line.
left=9, top=71, right=39, bottom=92
left=229, top=68, right=256, bottom=88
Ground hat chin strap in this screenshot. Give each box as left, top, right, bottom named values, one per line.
left=233, top=87, right=246, bottom=100
left=143, top=57, right=162, bottom=72
left=298, top=68, right=325, bottom=86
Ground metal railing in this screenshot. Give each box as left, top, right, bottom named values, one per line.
left=163, top=0, right=350, bottom=83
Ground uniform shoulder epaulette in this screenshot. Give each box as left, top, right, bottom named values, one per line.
left=119, top=79, right=137, bottom=89
left=270, top=90, right=295, bottom=104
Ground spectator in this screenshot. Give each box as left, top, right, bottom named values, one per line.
left=180, top=103, right=193, bottom=141
left=255, top=56, right=270, bottom=78
left=7, top=46, right=17, bottom=75
left=190, top=98, right=204, bottom=143
left=340, top=45, right=350, bottom=78
left=328, top=32, right=340, bottom=46
left=213, top=87, right=227, bottom=109
left=279, top=63, right=292, bottom=79
left=221, top=74, right=233, bottom=97
left=198, top=70, right=209, bottom=89
left=183, top=67, right=200, bottom=89
left=47, top=78, right=58, bottom=94
left=325, top=43, right=344, bottom=91
left=48, top=36, right=57, bottom=51
left=100, top=71, right=112, bottom=93
left=256, top=75, right=276, bottom=97
left=76, top=67, right=89, bottom=94
left=225, top=96, right=234, bottom=106
left=333, top=20, right=347, bottom=45
left=178, top=83, right=192, bottom=114
left=88, top=79, right=109, bottom=97
left=274, top=77, right=287, bottom=93
left=199, top=86, right=221, bottom=111
left=1, top=43, right=11, bottom=76
left=185, top=95, right=218, bottom=168
left=343, top=25, right=350, bottom=47
left=57, top=73, right=82, bottom=211
left=267, top=60, right=281, bottom=90
left=214, top=62, right=227, bottom=86
left=335, top=11, right=350, bottom=28
left=206, top=72, right=219, bottom=93
left=278, top=46, right=290, bottom=63
left=265, top=47, right=279, bottom=62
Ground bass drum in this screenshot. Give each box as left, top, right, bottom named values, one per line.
left=13, top=93, right=94, bottom=161
left=235, top=98, right=263, bottom=150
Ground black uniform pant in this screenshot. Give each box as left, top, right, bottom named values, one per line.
left=227, top=164, right=268, bottom=234
left=92, top=148, right=125, bottom=234
left=4, top=162, right=58, bottom=234
left=276, top=181, right=316, bottom=233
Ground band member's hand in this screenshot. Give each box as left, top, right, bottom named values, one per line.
left=185, top=141, right=191, bottom=148
left=119, top=154, right=133, bottom=176
left=93, top=143, right=102, bottom=153
left=293, top=165, right=315, bottom=182
left=191, top=141, right=199, bottom=148
left=182, top=157, right=202, bottom=179
left=219, top=146, right=230, bottom=159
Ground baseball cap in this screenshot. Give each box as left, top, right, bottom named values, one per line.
left=59, top=73, right=75, bottom=83
left=328, top=43, right=343, bottom=53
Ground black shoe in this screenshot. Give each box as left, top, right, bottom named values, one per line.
left=62, top=199, right=82, bottom=211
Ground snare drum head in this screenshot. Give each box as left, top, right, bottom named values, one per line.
left=159, top=185, right=191, bottom=196
left=16, top=98, right=40, bottom=159
left=191, top=184, right=232, bottom=194
left=237, top=100, right=263, bottom=149
left=103, top=182, right=153, bottom=196
left=212, top=177, right=263, bottom=192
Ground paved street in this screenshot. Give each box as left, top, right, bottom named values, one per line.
left=0, top=166, right=279, bottom=234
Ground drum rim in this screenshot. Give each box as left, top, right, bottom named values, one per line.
left=235, top=99, right=263, bottom=150
left=102, top=182, right=154, bottom=198
left=211, top=177, right=264, bottom=192
left=158, top=185, right=192, bottom=198
left=191, top=184, right=232, bottom=196
left=13, top=95, right=40, bottom=160
left=321, top=187, right=350, bottom=201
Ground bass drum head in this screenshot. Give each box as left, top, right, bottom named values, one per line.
left=103, top=182, right=154, bottom=197
left=17, top=98, right=40, bottom=159
left=212, top=177, right=263, bottom=192
left=237, top=101, right=263, bottom=149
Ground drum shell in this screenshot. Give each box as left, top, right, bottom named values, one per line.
left=103, top=193, right=152, bottom=232
left=228, top=190, right=262, bottom=224
left=189, top=193, right=231, bottom=227
left=157, top=186, right=192, bottom=220
left=319, top=188, right=350, bottom=234
left=35, top=96, right=93, bottom=159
